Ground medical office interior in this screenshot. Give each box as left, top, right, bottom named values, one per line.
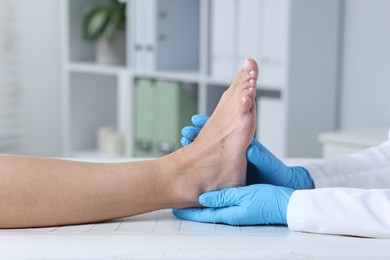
left=1, top=0, right=390, bottom=161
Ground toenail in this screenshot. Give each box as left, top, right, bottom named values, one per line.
left=242, top=59, right=250, bottom=70
left=241, top=96, right=248, bottom=102
left=249, top=79, right=256, bottom=86
left=249, top=71, right=256, bottom=77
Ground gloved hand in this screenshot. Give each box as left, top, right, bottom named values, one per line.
left=172, top=184, right=293, bottom=225
left=247, top=139, right=313, bottom=189
left=181, top=114, right=209, bottom=146
left=181, top=114, right=314, bottom=190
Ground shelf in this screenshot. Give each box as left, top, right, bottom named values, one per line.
left=66, top=62, right=286, bottom=95
left=62, top=0, right=341, bottom=158
left=205, top=76, right=284, bottom=91
left=66, top=62, right=202, bottom=83
left=66, top=62, right=127, bottom=75
left=205, top=76, right=235, bottom=87
left=132, top=69, right=201, bottom=84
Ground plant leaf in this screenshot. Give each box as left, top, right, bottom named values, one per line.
left=90, top=8, right=110, bottom=39
left=82, top=0, right=126, bottom=41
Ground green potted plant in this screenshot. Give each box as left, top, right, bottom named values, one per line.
left=82, top=0, right=127, bottom=65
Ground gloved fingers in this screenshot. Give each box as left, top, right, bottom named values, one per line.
left=191, top=114, right=209, bottom=128
left=246, top=139, right=262, bottom=166
left=181, top=126, right=201, bottom=142
left=172, top=207, right=240, bottom=225
left=180, top=115, right=208, bottom=147
left=172, top=208, right=218, bottom=223
left=246, top=139, right=287, bottom=176
left=199, top=187, right=245, bottom=208
left=181, top=137, right=192, bottom=147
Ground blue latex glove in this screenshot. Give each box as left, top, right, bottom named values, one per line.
left=181, top=114, right=209, bottom=146
left=181, top=114, right=313, bottom=190
left=247, top=139, right=313, bottom=190
left=172, top=184, right=293, bottom=225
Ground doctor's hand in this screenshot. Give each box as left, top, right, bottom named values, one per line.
left=181, top=115, right=313, bottom=190
left=172, top=184, right=293, bottom=225
left=180, top=114, right=209, bottom=146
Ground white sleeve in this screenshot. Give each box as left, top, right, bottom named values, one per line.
left=287, top=188, right=390, bottom=238
left=304, top=140, right=390, bottom=188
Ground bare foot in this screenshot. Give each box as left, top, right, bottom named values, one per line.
left=166, top=59, right=258, bottom=204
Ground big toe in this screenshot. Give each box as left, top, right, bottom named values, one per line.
left=242, top=58, right=258, bottom=78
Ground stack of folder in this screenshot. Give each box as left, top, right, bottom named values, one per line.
left=134, top=79, right=198, bottom=157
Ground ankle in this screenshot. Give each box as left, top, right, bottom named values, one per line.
left=156, top=149, right=202, bottom=208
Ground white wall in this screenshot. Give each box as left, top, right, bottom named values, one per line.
left=19, top=0, right=62, bottom=156
left=340, top=0, right=390, bottom=129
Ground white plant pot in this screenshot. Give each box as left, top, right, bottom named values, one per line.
left=96, top=31, right=126, bottom=66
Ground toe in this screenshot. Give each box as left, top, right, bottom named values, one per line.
left=244, top=87, right=256, bottom=100
left=242, top=59, right=259, bottom=85
left=239, top=95, right=254, bottom=114
left=242, top=58, right=259, bottom=77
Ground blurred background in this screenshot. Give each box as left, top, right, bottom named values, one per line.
left=0, top=0, right=389, bottom=159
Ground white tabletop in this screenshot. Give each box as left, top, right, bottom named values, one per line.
left=0, top=209, right=390, bottom=259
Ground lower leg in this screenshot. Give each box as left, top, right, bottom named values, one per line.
left=0, top=155, right=181, bottom=228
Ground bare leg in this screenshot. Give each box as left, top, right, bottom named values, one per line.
left=0, top=59, right=258, bottom=228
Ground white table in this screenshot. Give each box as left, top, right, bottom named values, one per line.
left=1, top=209, right=390, bottom=259
left=1, top=158, right=389, bottom=259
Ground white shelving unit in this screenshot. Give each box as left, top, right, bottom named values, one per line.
left=61, top=0, right=341, bottom=158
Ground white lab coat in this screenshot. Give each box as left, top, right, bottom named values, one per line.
left=287, top=131, right=390, bottom=238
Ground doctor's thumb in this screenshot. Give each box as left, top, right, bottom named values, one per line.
left=199, top=188, right=238, bottom=208
left=247, top=139, right=262, bottom=165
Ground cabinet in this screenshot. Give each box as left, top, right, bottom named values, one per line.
left=61, top=0, right=341, bottom=158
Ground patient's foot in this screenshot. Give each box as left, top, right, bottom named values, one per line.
left=166, top=59, right=258, bottom=204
